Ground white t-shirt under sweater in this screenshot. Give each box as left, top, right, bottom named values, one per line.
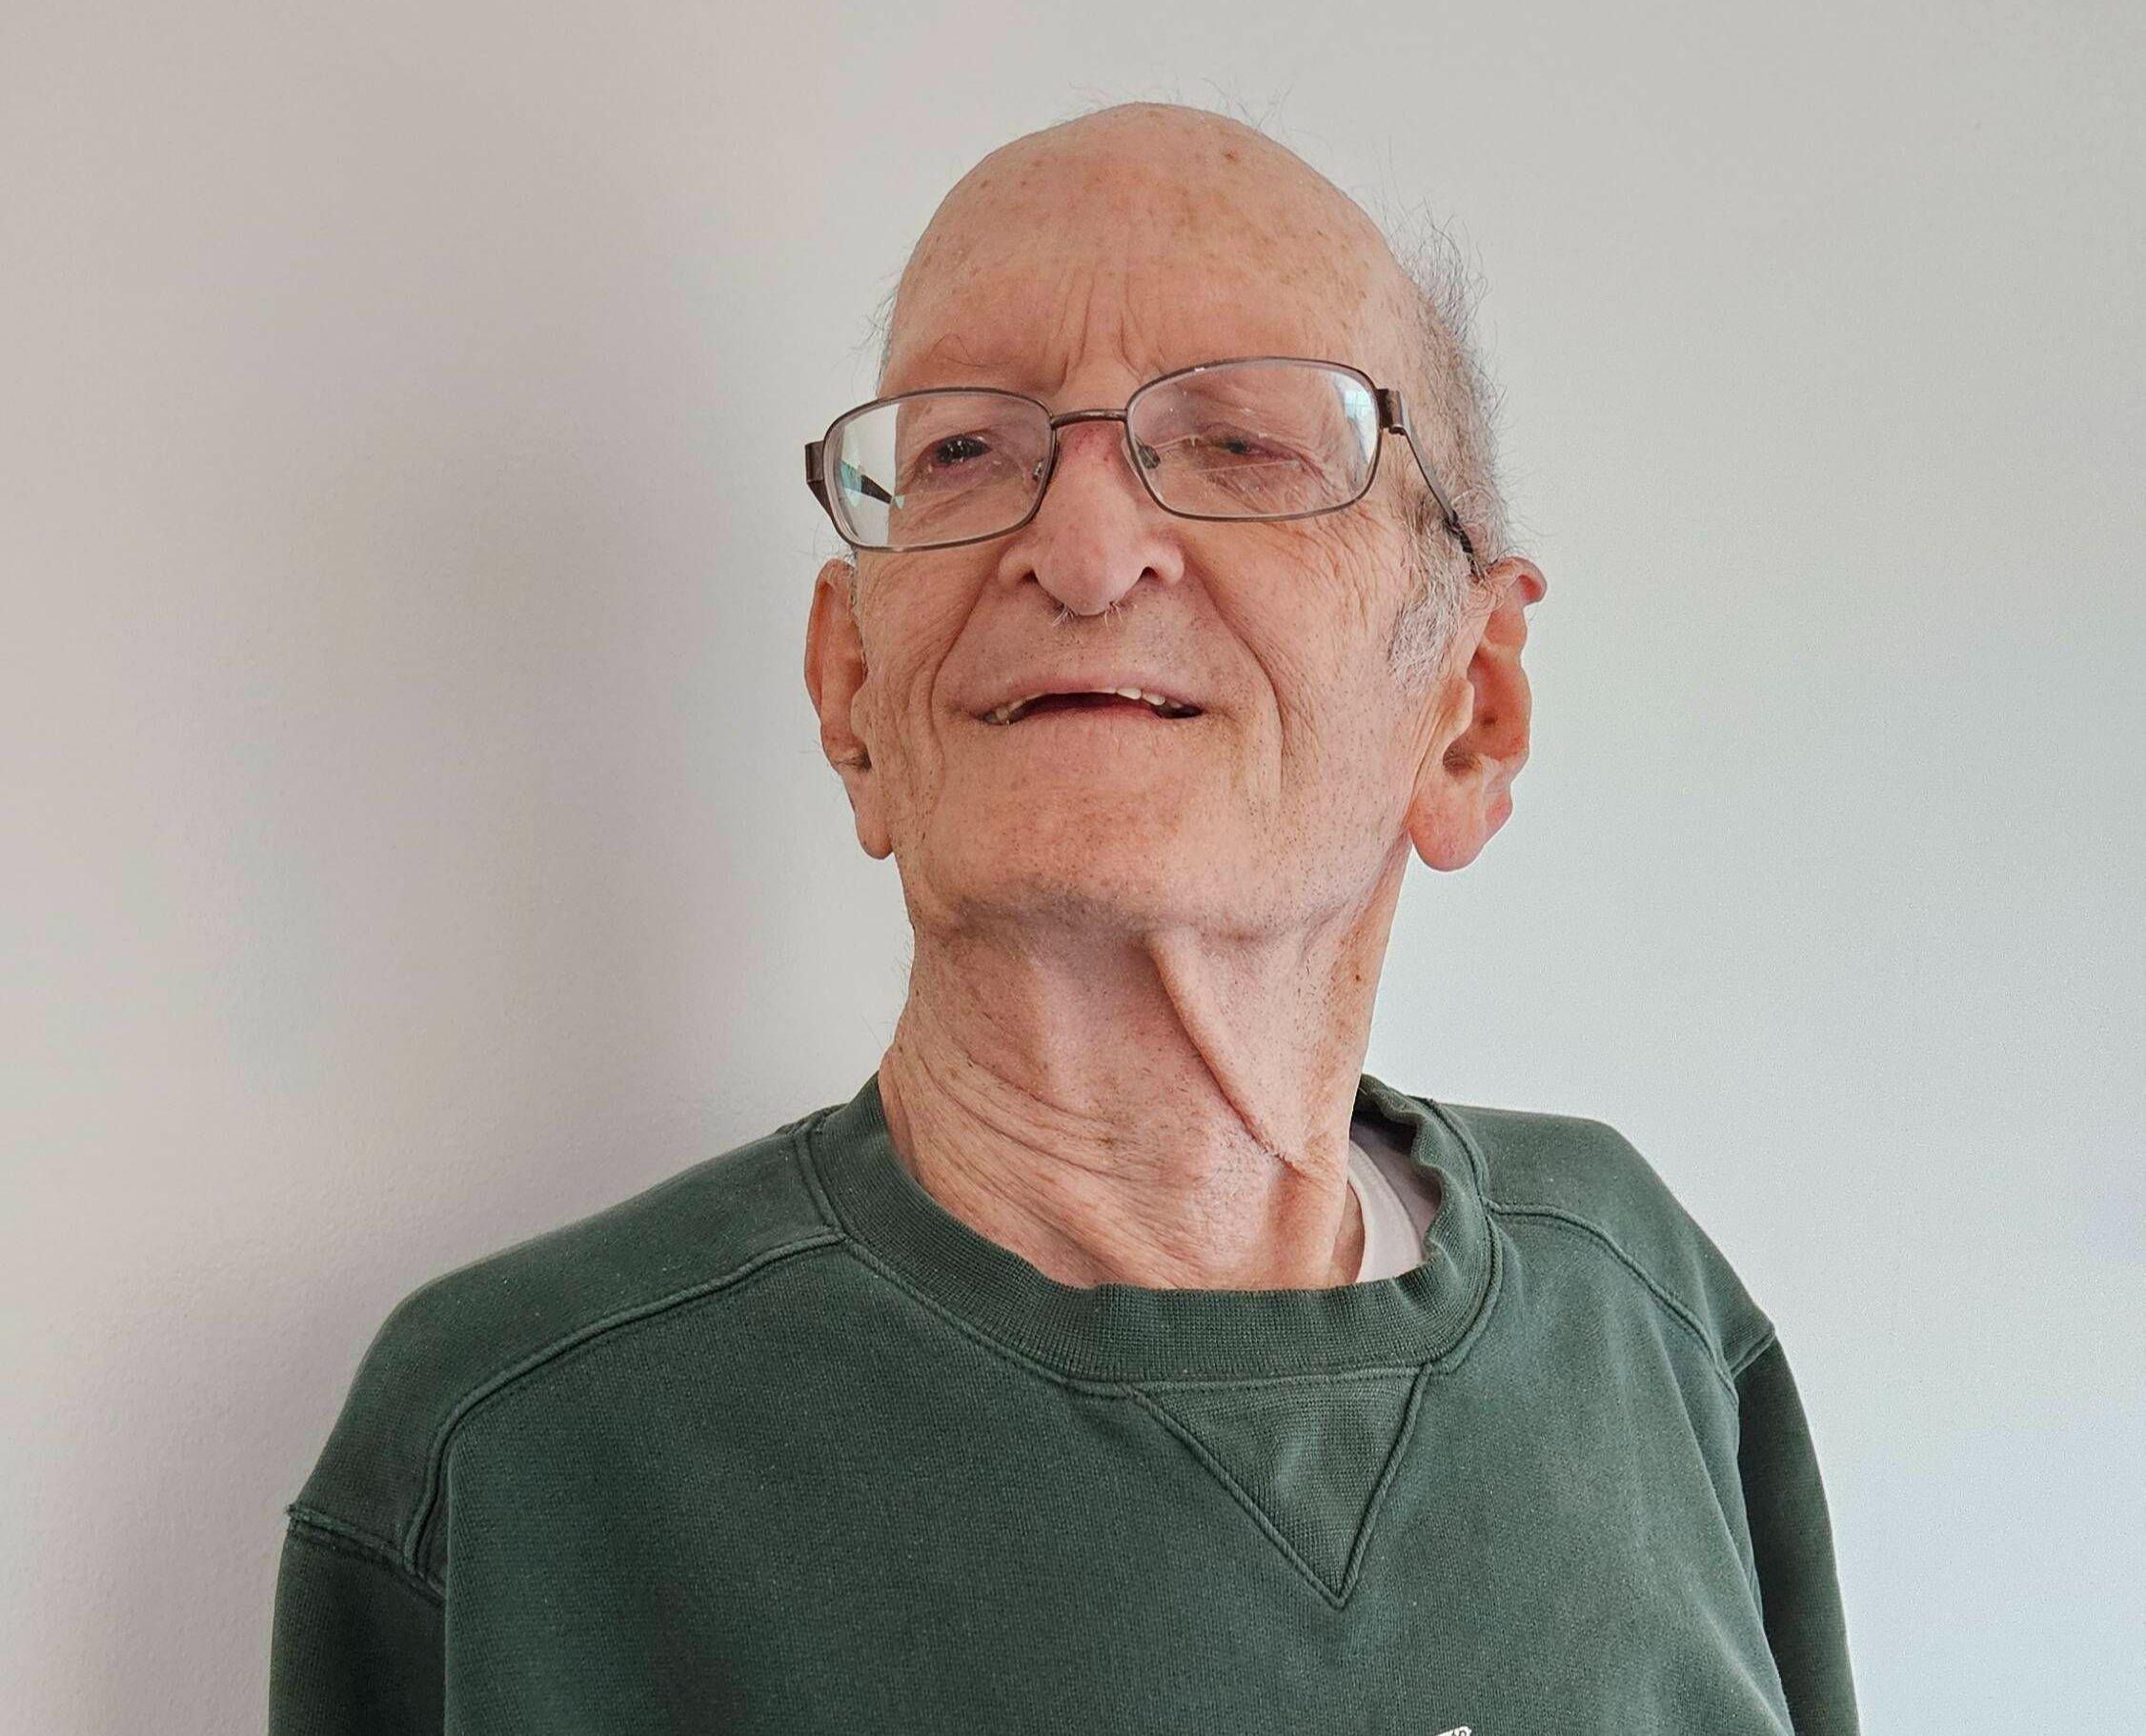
left=1347, top=1107, right=1442, bottom=1282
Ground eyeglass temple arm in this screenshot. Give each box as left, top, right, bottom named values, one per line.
left=1376, top=389, right=1480, bottom=572
left=804, top=439, right=894, bottom=511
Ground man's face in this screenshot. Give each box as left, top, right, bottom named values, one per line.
left=808, top=112, right=1490, bottom=941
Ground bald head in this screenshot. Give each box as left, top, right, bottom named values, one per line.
left=870, top=102, right=1509, bottom=599
left=888, top=107, right=1413, bottom=375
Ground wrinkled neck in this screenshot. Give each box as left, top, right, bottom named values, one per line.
left=874, top=900, right=1394, bottom=1292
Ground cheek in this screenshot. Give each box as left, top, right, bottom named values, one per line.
left=1332, top=505, right=1414, bottom=629
left=1238, top=521, right=1402, bottom=734
left=857, top=661, right=938, bottom=780
left=855, top=594, right=970, bottom=762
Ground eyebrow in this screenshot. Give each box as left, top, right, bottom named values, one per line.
left=881, top=345, right=1048, bottom=402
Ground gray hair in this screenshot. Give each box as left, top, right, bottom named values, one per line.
left=1371, top=196, right=1513, bottom=688
left=839, top=115, right=1514, bottom=690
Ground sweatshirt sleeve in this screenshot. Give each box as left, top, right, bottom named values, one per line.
left=269, top=1510, right=445, bottom=1735
left=1733, top=1331, right=1862, bottom=1736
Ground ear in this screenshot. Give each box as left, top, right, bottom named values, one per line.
left=803, top=556, right=894, bottom=860
left=1406, top=555, right=1548, bottom=871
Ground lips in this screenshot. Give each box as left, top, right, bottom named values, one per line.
left=980, top=686, right=1205, bottom=726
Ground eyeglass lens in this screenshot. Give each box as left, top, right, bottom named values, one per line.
left=827, top=360, right=1382, bottom=551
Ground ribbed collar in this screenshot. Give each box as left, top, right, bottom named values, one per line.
left=802, top=1067, right=1496, bottom=1383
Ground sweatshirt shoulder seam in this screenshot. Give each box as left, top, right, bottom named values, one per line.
left=1485, top=1200, right=1744, bottom=1400
left=1727, top=1322, right=1782, bottom=1380
left=397, top=1176, right=842, bottom=1573
left=285, top=1504, right=447, bottom=1606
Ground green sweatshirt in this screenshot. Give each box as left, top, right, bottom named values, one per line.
left=270, top=1069, right=1860, bottom=1734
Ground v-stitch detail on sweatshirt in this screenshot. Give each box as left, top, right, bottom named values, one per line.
left=1128, top=1362, right=1432, bottom=1606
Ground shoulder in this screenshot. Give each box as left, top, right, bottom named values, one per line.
left=285, top=1100, right=844, bottom=1584
left=1427, top=1096, right=1777, bottom=1378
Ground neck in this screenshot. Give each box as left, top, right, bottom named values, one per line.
left=875, top=872, right=1405, bottom=1292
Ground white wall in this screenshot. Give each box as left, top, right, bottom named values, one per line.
left=3, top=3, right=2138, bottom=1729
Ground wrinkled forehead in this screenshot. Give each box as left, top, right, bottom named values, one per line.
left=881, top=142, right=1414, bottom=402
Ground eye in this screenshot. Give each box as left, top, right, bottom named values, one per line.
left=898, top=430, right=1004, bottom=495
left=1169, top=421, right=1283, bottom=463
left=929, top=434, right=990, bottom=468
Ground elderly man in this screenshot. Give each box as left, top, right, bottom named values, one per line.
left=272, top=104, right=1859, bottom=1734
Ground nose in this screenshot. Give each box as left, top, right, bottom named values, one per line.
left=999, top=418, right=1185, bottom=617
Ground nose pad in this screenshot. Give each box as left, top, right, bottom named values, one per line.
left=1124, top=426, right=1160, bottom=486
left=1047, top=416, right=1153, bottom=502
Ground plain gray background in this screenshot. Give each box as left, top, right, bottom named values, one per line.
left=4, top=3, right=2140, bottom=1729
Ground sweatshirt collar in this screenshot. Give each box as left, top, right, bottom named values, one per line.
left=803, top=1067, right=1496, bottom=1383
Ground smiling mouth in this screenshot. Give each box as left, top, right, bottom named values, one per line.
left=982, top=690, right=1205, bottom=726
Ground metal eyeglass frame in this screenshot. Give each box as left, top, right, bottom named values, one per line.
left=803, top=353, right=1479, bottom=568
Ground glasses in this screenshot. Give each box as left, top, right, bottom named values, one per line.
left=804, top=354, right=1478, bottom=566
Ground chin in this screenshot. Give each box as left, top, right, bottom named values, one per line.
left=909, top=829, right=1230, bottom=931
